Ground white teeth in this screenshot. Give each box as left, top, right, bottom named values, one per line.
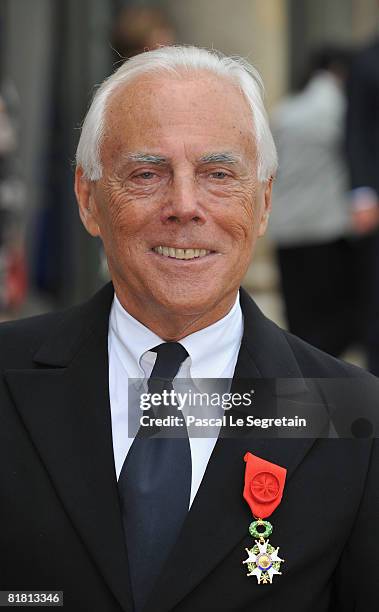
left=153, top=246, right=211, bottom=260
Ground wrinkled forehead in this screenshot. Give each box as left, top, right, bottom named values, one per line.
left=101, top=70, right=256, bottom=164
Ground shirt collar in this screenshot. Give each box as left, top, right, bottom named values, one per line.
left=109, top=294, right=163, bottom=379
left=109, top=291, right=243, bottom=379
left=179, top=293, right=243, bottom=378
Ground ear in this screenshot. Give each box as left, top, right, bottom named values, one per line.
left=257, top=177, right=273, bottom=237
left=74, top=166, right=101, bottom=237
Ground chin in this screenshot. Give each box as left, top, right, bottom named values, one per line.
left=153, top=284, right=224, bottom=317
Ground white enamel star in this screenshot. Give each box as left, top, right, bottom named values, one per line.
left=243, top=539, right=284, bottom=584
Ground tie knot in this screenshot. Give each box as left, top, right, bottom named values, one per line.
left=149, top=342, right=189, bottom=382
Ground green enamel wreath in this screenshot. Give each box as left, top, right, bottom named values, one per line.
left=249, top=520, right=273, bottom=539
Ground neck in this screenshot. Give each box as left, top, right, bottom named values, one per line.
left=113, top=284, right=239, bottom=341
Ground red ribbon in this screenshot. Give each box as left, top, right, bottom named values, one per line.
left=243, top=453, right=287, bottom=519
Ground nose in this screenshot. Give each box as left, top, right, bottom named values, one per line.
left=160, top=174, right=206, bottom=225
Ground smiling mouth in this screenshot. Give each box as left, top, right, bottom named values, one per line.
left=152, top=246, right=213, bottom=260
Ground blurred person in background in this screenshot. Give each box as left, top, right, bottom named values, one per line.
left=0, top=88, right=26, bottom=319
left=269, top=47, right=357, bottom=358
left=112, top=4, right=175, bottom=60
left=346, top=30, right=379, bottom=376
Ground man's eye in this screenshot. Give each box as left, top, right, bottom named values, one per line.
left=210, top=171, right=229, bottom=179
left=135, top=172, right=156, bottom=179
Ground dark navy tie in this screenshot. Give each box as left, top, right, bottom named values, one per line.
left=118, top=342, right=191, bottom=611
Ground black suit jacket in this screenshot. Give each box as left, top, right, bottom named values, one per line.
left=0, top=283, right=378, bottom=611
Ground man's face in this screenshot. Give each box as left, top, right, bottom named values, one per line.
left=76, top=71, right=272, bottom=332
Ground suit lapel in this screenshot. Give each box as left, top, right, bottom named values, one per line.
left=4, top=283, right=133, bottom=612
left=143, top=288, right=329, bottom=612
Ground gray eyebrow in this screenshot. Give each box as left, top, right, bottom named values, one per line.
left=122, top=151, right=242, bottom=166
left=127, top=153, right=167, bottom=164
left=199, top=152, right=242, bottom=164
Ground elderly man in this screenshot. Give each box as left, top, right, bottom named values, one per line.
left=0, top=46, right=378, bottom=612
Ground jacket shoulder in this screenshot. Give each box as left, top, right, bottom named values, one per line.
left=0, top=308, right=77, bottom=369
left=282, top=326, right=371, bottom=379
left=0, top=283, right=114, bottom=371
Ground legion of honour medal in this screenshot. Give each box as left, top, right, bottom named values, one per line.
left=242, top=452, right=287, bottom=584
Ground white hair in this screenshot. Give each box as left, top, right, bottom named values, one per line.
left=76, top=45, right=278, bottom=182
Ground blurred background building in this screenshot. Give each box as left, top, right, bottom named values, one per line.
left=1, top=0, right=379, bottom=369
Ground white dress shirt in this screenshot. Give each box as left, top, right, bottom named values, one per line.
left=108, top=292, right=243, bottom=508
